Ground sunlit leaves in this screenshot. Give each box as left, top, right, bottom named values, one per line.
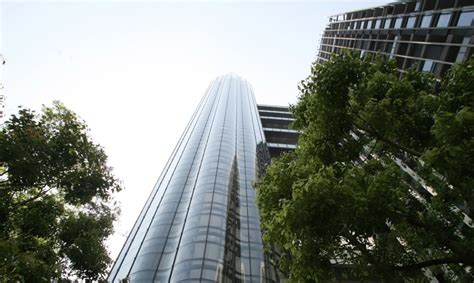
left=0, top=101, right=121, bottom=280
left=256, top=53, right=474, bottom=281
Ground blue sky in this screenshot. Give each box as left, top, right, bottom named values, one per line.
left=1, top=0, right=387, bottom=260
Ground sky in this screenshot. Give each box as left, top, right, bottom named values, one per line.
left=1, top=0, right=387, bottom=262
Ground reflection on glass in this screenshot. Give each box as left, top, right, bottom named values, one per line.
left=384, top=18, right=391, bottom=29
left=457, top=11, right=474, bottom=26
left=456, top=37, right=470, bottom=62
left=109, top=74, right=272, bottom=282
left=406, top=16, right=417, bottom=28
left=420, top=15, right=432, bottom=28
left=394, top=17, right=403, bottom=29
left=437, top=13, right=451, bottom=27
left=390, top=36, right=399, bottom=59
left=356, top=21, right=361, bottom=29
left=422, top=60, right=434, bottom=72
left=375, top=19, right=381, bottom=29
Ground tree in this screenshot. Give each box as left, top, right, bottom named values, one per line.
left=256, top=52, right=474, bottom=282
left=0, top=101, right=121, bottom=281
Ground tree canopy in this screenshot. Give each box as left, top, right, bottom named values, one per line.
left=0, top=102, right=121, bottom=281
left=256, top=53, right=474, bottom=282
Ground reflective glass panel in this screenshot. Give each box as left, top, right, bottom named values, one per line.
left=422, top=60, right=434, bottom=72
left=406, top=16, right=417, bottom=28
left=375, top=19, right=381, bottom=29
left=457, top=11, right=474, bottom=26
left=437, top=13, right=451, bottom=27
left=420, top=15, right=432, bottom=28
left=394, top=17, right=403, bottom=29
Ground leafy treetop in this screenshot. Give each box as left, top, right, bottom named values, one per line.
left=0, top=101, right=121, bottom=281
left=256, top=53, right=474, bottom=282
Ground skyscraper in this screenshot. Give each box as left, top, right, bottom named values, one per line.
left=317, top=0, right=473, bottom=76
left=110, top=1, right=474, bottom=281
left=108, top=74, right=291, bottom=282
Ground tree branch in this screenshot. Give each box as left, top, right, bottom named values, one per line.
left=12, top=186, right=54, bottom=208
left=354, top=120, right=423, bottom=157
left=392, top=257, right=465, bottom=271
left=366, top=140, right=378, bottom=158
left=404, top=214, right=474, bottom=266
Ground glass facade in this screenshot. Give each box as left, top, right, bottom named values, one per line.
left=108, top=74, right=276, bottom=282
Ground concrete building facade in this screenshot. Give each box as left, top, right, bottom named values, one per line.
left=317, top=0, right=474, bottom=76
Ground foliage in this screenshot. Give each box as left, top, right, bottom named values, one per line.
left=256, top=53, right=474, bottom=282
left=0, top=101, right=121, bottom=281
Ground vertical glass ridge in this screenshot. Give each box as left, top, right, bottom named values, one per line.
left=108, top=74, right=269, bottom=282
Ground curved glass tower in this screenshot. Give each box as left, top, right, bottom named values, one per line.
left=108, top=74, right=271, bottom=282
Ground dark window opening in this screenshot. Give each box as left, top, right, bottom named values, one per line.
left=424, top=45, right=443, bottom=60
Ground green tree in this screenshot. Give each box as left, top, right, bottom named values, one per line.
left=0, top=101, right=121, bottom=281
left=256, top=53, right=474, bottom=282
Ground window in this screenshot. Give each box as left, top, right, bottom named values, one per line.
left=390, top=36, right=399, bottom=59
left=369, top=41, right=376, bottom=51
left=422, top=60, right=434, bottom=72
left=366, top=20, right=372, bottom=29
left=375, top=19, right=382, bottom=29
left=394, top=17, right=403, bottom=29
left=411, top=44, right=423, bottom=57
left=457, top=11, right=474, bottom=26
left=446, top=46, right=460, bottom=62
left=420, top=15, right=432, bottom=28
left=384, top=18, right=392, bottom=29
left=406, top=16, right=417, bottom=28
left=424, top=45, right=443, bottom=60
left=415, top=1, right=421, bottom=12
left=456, top=37, right=471, bottom=62
left=437, top=13, right=451, bottom=27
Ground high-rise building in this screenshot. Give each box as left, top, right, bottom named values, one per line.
left=257, top=105, right=298, bottom=159
left=314, top=1, right=474, bottom=281
left=110, top=1, right=474, bottom=281
left=108, top=74, right=295, bottom=282
left=317, top=0, right=474, bottom=76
